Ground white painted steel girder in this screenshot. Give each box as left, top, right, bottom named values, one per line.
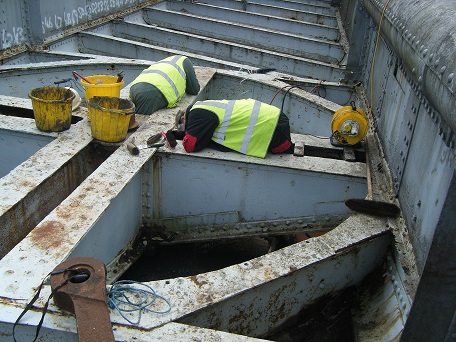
left=0, top=215, right=391, bottom=340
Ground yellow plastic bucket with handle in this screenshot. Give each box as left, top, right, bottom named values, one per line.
left=80, top=75, right=124, bottom=101
left=28, top=87, right=75, bottom=132
left=88, top=96, right=135, bottom=142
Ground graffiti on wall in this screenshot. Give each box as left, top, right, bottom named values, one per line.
left=1, top=27, right=26, bottom=50
left=1, top=0, right=137, bottom=50
left=42, top=0, right=136, bottom=33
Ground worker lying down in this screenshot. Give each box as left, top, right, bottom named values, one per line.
left=172, top=99, right=294, bottom=158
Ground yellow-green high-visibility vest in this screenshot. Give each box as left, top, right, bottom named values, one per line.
left=130, top=55, right=187, bottom=107
left=191, top=99, right=280, bottom=158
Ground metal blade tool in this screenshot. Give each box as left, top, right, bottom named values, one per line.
left=127, top=136, right=165, bottom=155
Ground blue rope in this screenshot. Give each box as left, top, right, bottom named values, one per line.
left=106, top=280, right=172, bottom=325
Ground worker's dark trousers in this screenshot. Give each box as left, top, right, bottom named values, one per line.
left=130, top=82, right=168, bottom=115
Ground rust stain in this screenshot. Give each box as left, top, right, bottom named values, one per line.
left=196, top=293, right=213, bottom=303
left=20, top=180, right=34, bottom=188
left=189, top=275, right=208, bottom=287
left=69, top=200, right=79, bottom=208
left=30, top=220, right=67, bottom=250
left=263, top=268, right=276, bottom=280
left=228, top=302, right=255, bottom=325
left=55, top=205, right=72, bottom=219
left=50, top=257, right=115, bottom=341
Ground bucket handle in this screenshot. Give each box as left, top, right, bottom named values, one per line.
left=89, top=101, right=135, bottom=115
left=52, top=79, right=78, bottom=101
left=93, top=75, right=117, bottom=84
left=94, top=73, right=124, bottom=84
left=54, top=78, right=72, bottom=85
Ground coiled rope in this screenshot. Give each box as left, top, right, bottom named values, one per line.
left=106, top=280, right=172, bottom=325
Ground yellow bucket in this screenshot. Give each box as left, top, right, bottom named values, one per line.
left=28, top=87, right=75, bottom=132
left=88, top=96, right=135, bottom=143
left=80, top=75, right=124, bottom=101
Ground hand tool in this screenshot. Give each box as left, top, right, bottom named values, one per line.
left=345, top=140, right=400, bottom=217
left=147, top=132, right=163, bottom=145
left=127, top=140, right=164, bottom=155
left=345, top=198, right=400, bottom=217
left=116, top=70, right=124, bottom=83
left=137, top=130, right=176, bottom=154
left=72, top=71, right=92, bottom=84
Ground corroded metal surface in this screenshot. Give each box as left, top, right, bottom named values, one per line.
left=0, top=106, right=92, bottom=258
left=50, top=257, right=114, bottom=342
left=0, top=67, right=216, bottom=300
left=3, top=0, right=455, bottom=339
left=0, top=214, right=391, bottom=340
left=362, top=0, right=456, bottom=132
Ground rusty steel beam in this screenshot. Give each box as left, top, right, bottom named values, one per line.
left=50, top=257, right=115, bottom=342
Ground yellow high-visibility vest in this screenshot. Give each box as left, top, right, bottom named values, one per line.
left=191, top=99, right=280, bottom=158
left=130, top=55, right=187, bottom=107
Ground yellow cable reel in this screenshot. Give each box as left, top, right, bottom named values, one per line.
left=331, top=101, right=368, bottom=146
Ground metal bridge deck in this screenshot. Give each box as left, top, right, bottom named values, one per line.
left=0, top=0, right=412, bottom=340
